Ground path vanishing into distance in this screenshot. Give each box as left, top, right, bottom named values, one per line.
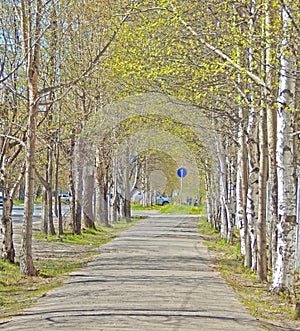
left=1, top=212, right=265, bottom=331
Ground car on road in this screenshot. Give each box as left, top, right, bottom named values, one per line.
left=58, top=193, right=70, bottom=203
left=131, top=191, right=143, bottom=203
left=156, top=194, right=170, bottom=206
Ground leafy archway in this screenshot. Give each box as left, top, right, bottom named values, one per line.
left=77, top=99, right=213, bottom=223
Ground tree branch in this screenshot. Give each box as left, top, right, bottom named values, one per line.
left=168, top=4, right=270, bottom=90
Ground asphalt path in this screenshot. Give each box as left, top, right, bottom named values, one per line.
left=0, top=213, right=263, bottom=331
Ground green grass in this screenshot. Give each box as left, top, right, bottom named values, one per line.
left=35, top=217, right=142, bottom=245
left=12, top=200, right=24, bottom=205
left=198, top=218, right=298, bottom=325
left=161, top=203, right=205, bottom=214
left=0, top=260, right=67, bottom=317
left=131, top=204, right=161, bottom=210
left=35, top=229, right=113, bottom=246
left=131, top=203, right=205, bottom=214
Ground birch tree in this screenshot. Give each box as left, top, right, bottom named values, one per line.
left=0, top=0, right=27, bottom=262
left=109, top=0, right=280, bottom=282
left=0, top=0, right=132, bottom=274
left=19, top=0, right=43, bottom=276
left=272, top=5, right=298, bottom=292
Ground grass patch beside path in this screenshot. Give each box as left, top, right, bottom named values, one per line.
left=131, top=203, right=205, bottom=215
left=35, top=217, right=142, bottom=246
left=0, top=217, right=142, bottom=320
left=161, top=204, right=204, bottom=214
left=199, top=219, right=300, bottom=330
left=131, top=204, right=161, bottom=210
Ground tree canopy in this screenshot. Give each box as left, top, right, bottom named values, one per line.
left=0, top=0, right=300, bottom=294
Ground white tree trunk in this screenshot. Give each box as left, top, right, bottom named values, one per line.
left=264, top=0, right=278, bottom=273
left=272, top=8, right=297, bottom=291
left=273, top=107, right=297, bottom=291
left=215, top=134, right=233, bottom=242
left=256, top=101, right=268, bottom=281
left=141, top=158, right=151, bottom=207
left=20, top=96, right=38, bottom=276
left=20, top=0, right=41, bottom=276
left=1, top=192, right=15, bottom=263
left=83, top=165, right=95, bottom=228
left=205, top=168, right=220, bottom=230
left=246, top=109, right=259, bottom=271
left=236, top=102, right=249, bottom=257
left=110, top=157, right=119, bottom=223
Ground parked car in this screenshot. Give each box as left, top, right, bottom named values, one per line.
left=156, top=194, right=170, bottom=206
left=131, top=191, right=143, bottom=203
left=58, top=193, right=70, bottom=203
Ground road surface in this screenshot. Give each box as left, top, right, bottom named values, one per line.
left=0, top=214, right=263, bottom=330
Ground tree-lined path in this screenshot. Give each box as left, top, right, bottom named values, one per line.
left=1, top=214, right=262, bottom=331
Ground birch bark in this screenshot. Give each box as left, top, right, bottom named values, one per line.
left=236, top=111, right=248, bottom=258
left=20, top=0, right=42, bottom=276
left=264, top=0, right=278, bottom=273
left=272, top=8, right=297, bottom=292
left=215, top=134, right=233, bottom=242
left=1, top=191, right=15, bottom=263
left=83, top=165, right=95, bottom=229
left=246, top=109, right=259, bottom=271
left=256, top=102, right=268, bottom=281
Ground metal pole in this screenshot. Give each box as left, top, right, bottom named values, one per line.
left=180, top=176, right=183, bottom=205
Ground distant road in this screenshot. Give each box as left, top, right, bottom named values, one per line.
left=0, top=203, right=70, bottom=224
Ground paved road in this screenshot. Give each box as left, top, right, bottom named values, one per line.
left=0, top=214, right=262, bottom=331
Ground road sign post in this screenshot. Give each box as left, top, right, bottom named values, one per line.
left=177, top=167, right=187, bottom=205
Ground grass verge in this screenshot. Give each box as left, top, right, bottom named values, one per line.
left=0, top=217, right=142, bottom=320
left=131, top=204, right=161, bottom=210
left=161, top=203, right=205, bottom=214
left=198, top=218, right=300, bottom=330
left=131, top=203, right=205, bottom=215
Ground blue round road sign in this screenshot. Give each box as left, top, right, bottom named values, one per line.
left=177, top=167, right=187, bottom=178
